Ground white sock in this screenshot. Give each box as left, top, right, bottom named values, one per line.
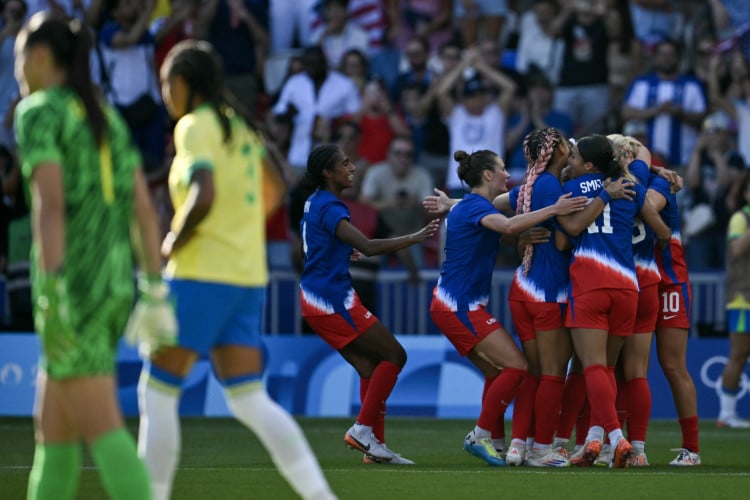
left=585, top=425, right=604, bottom=443
left=608, top=429, right=625, bottom=447
left=492, top=438, right=505, bottom=452
left=510, top=438, right=525, bottom=448
left=533, top=443, right=551, bottom=451
left=137, top=375, right=181, bottom=500
left=554, top=437, right=569, bottom=450
left=632, top=440, right=645, bottom=452
left=719, top=388, right=738, bottom=420
left=473, top=425, right=491, bottom=439
left=226, top=386, right=335, bottom=500
left=525, top=437, right=535, bottom=449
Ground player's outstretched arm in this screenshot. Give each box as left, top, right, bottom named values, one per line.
left=335, top=218, right=440, bottom=257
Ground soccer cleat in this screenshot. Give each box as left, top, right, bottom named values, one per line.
left=344, top=424, right=394, bottom=461
left=362, top=444, right=415, bottom=465
left=717, top=416, right=750, bottom=429
left=612, top=439, right=633, bottom=468
left=505, top=443, right=526, bottom=466
left=526, top=448, right=571, bottom=467
left=669, top=448, right=701, bottom=466
left=628, top=449, right=649, bottom=467
left=594, top=443, right=611, bottom=467
left=464, top=431, right=507, bottom=466
left=570, top=439, right=601, bottom=467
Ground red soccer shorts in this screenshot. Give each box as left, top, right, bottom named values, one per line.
left=633, top=283, right=659, bottom=334
left=431, top=307, right=500, bottom=356
left=304, top=304, right=379, bottom=350
left=565, top=288, right=638, bottom=336
left=655, top=282, right=692, bottom=330
left=509, top=300, right=567, bottom=343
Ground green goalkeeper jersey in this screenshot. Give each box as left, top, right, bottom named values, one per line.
left=15, top=86, right=142, bottom=332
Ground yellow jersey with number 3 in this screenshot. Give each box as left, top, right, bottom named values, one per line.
left=166, top=104, right=268, bottom=287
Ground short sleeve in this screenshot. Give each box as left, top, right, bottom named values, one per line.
left=14, top=98, right=64, bottom=180
left=728, top=212, right=748, bottom=240
left=320, top=199, right=350, bottom=235
left=173, top=112, right=218, bottom=184
left=647, top=175, right=671, bottom=199
left=465, top=197, right=497, bottom=227
left=508, top=186, right=519, bottom=212
left=629, top=159, right=650, bottom=186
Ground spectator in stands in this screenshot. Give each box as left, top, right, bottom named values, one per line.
left=353, top=78, right=409, bottom=165
left=269, top=0, right=317, bottom=54
left=0, top=0, right=24, bottom=152
left=505, top=72, right=573, bottom=185
left=622, top=38, right=707, bottom=169
left=391, top=0, right=453, bottom=55
left=708, top=0, right=750, bottom=41
left=622, top=119, right=668, bottom=167
left=272, top=44, right=361, bottom=175
left=709, top=47, right=750, bottom=168
left=150, top=0, right=199, bottom=73
left=549, top=0, right=610, bottom=135
left=628, top=0, right=679, bottom=44
left=195, top=0, right=269, bottom=119
left=604, top=1, right=640, bottom=108
left=454, top=0, right=509, bottom=48
left=339, top=47, right=369, bottom=95
left=309, top=0, right=391, bottom=56
left=435, top=46, right=516, bottom=197
left=311, top=0, right=369, bottom=68
left=390, top=34, right=431, bottom=102
left=99, top=0, right=166, bottom=177
left=359, top=136, right=433, bottom=268
left=683, top=111, right=746, bottom=269
left=514, top=0, right=564, bottom=85
left=717, top=173, right=750, bottom=429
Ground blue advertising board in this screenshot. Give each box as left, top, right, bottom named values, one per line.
left=1, top=334, right=748, bottom=420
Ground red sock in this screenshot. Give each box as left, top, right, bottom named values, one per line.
left=483, top=375, right=506, bottom=440
left=534, top=375, right=565, bottom=445
left=478, top=367, right=527, bottom=431
left=679, top=415, right=699, bottom=452
left=357, top=361, right=400, bottom=429
left=583, top=364, right=619, bottom=434
left=626, top=378, right=651, bottom=443
left=616, top=378, right=628, bottom=428
left=510, top=374, right=538, bottom=440
left=557, top=372, right=586, bottom=440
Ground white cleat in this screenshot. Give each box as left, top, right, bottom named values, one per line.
left=362, top=444, right=415, bottom=465
left=594, top=443, right=611, bottom=467
left=526, top=448, right=571, bottom=467
left=717, top=416, right=750, bottom=429
left=344, top=424, right=394, bottom=461
left=669, top=448, right=701, bottom=466
left=505, top=443, right=526, bottom=466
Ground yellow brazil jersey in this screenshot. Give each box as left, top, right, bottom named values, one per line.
left=166, top=105, right=268, bottom=287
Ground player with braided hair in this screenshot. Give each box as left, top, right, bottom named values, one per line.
left=504, top=128, right=634, bottom=467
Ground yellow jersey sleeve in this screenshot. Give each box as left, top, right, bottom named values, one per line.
left=173, top=111, right=219, bottom=184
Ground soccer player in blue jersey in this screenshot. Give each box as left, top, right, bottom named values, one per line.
left=430, top=149, right=588, bottom=466
left=645, top=148, right=702, bottom=466
left=300, top=144, right=440, bottom=465
left=136, top=41, right=337, bottom=500
left=557, top=135, right=671, bottom=468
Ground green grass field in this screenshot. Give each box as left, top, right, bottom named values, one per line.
left=1, top=417, right=748, bottom=499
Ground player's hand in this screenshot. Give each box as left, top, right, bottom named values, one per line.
left=125, top=276, right=177, bottom=359
left=552, top=193, right=588, bottom=215
left=653, top=166, right=683, bottom=193
left=603, top=177, right=636, bottom=201
left=423, top=188, right=456, bottom=215
left=351, top=249, right=363, bottom=262
left=412, top=218, right=441, bottom=242
left=518, top=227, right=551, bottom=247
left=34, top=272, right=76, bottom=364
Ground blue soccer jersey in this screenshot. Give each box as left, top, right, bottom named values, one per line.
left=300, top=189, right=356, bottom=315
left=508, top=172, right=570, bottom=303
left=629, top=160, right=660, bottom=287
left=648, top=176, right=690, bottom=286
left=562, top=173, right=645, bottom=296
left=432, top=194, right=501, bottom=312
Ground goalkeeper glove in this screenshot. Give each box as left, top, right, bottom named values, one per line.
left=125, top=275, right=177, bottom=358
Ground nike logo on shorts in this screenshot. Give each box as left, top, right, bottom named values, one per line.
left=663, top=314, right=677, bottom=320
